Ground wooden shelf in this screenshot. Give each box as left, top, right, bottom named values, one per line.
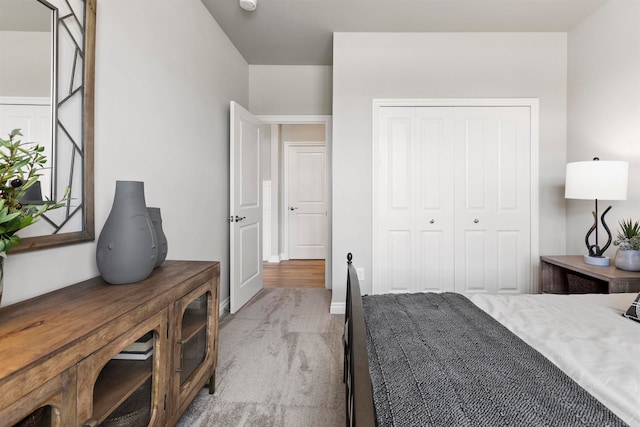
left=181, top=312, right=207, bottom=343
left=93, top=359, right=152, bottom=422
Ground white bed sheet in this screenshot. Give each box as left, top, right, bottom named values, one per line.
left=470, top=293, right=640, bottom=426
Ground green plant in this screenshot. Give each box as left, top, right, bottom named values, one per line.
left=613, top=218, right=640, bottom=251
left=0, top=129, right=67, bottom=253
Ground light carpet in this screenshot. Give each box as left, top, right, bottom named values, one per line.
left=177, top=288, right=345, bottom=427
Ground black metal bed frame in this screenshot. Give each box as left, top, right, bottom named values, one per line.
left=343, top=253, right=375, bottom=427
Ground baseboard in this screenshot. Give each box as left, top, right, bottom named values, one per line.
left=280, top=253, right=288, bottom=261
left=268, top=255, right=280, bottom=263
left=330, top=302, right=345, bottom=314
left=219, top=296, right=230, bottom=317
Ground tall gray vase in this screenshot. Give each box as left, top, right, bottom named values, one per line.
left=96, top=181, right=158, bottom=284
left=147, top=207, right=168, bottom=267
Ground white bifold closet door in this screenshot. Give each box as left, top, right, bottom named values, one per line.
left=374, top=106, right=531, bottom=295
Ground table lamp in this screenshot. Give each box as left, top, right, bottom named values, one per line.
left=565, top=158, right=629, bottom=266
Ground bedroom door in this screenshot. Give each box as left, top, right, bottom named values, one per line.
left=374, top=103, right=533, bottom=295
left=229, top=101, right=263, bottom=314
left=286, top=144, right=326, bottom=259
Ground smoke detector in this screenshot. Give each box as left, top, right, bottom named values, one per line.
left=239, top=0, right=257, bottom=11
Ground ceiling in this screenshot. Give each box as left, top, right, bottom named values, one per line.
left=201, top=0, right=609, bottom=65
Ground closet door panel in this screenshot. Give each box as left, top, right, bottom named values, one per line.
left=415, top=108, right=455, bottom=292
left=375, top=107, right=415, bottom=294
left=388, top=230, right=413, bottom=293
left=455, top=109, right=498, bottom=293
left=494, top=109, right=531, bottom=294
left=454, top=107, right=530, bottom=294
left=497, top=230, right=521, bottom=292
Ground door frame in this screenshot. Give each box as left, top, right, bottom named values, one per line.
left=283, top=141, right=327, bottom=260
left=256, top=115, right=333, bottom=289
left=372, top=98, right=540, bottom=292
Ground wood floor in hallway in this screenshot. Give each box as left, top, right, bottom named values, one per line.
left=263, top=259, right=325, bottom=289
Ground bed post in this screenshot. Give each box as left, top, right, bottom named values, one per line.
left=344, top=253, right=376, bottom=426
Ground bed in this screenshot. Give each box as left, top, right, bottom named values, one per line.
left=343, top=253, right=640, bottom=427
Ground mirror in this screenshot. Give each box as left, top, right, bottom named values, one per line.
left=0, top=0, right=95, bottom=252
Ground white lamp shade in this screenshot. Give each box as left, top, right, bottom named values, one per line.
left=565, top=160, right=628, bottom=200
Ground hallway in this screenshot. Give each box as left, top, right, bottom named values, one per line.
left=263, top=260, right=325, bottom=289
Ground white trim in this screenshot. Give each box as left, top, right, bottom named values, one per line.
left=330, top=302, right=346, bottom=314
left=0, top=96, right=51, bottom=106
left=256, top=115, right=333, bottom=290
left=219, top=296, right=230, bottom=317
left=373, top=98, right=540, bottom=108
left=268, top=255, right=280, bottom=263
left=372, top=98, right=540, bottom=294
left=257, top=115, right=332, bottom=124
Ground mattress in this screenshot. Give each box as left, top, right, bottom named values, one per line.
left=470, top=292, right=640, bottom=427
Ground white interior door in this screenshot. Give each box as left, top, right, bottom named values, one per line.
left=287, top=144, right=326, bottom=259
left=230, top=101, right=263, bottom=314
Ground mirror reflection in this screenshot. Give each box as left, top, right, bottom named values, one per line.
left=0, top=0, right=94, bottom=251
left=0, top=0, right=53, bottom=217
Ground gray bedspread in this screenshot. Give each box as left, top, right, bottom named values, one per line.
left=363, top=292, right=627, bottom=427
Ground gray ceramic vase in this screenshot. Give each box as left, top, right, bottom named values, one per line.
left=614, top=249, right=640, bottom=272
left=96, top=181, right=158, bottom=284
left=147, top=207, right=168, bottom=267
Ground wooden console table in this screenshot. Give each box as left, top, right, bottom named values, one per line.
left=0, top=260, right=219, bottom=427
left=540, top=255, right=640, bottom=294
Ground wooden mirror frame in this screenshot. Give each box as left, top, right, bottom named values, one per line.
left=12, top=0, right=95, bottom=253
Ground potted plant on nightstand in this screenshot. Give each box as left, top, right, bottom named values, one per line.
left=613, top=219, right=640, bottom=271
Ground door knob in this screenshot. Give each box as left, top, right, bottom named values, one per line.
left=429, top=219, right=435, bottom=224
left=289, top=207, right=298, bottom=211
left=235, top=215, right=246, bottom=222
left=474, top=219, right=479, bottom=224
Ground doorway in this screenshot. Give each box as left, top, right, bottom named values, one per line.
left=258, top=115, right=333, bottom=290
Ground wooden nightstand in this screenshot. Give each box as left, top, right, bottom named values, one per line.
left=540, top=255, right=640, bottom=294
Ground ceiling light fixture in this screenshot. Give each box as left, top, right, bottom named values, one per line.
left=239, top=0, right=257, bottom=11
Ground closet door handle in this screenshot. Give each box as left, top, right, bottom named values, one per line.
left=289, top=206, right=298, bottom=211
left=429, top=219, right=435, bottom=224
left=474, top=219, right=479, bottom=224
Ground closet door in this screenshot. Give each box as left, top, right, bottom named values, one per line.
left=453, top=107, right=531, bottom=294
left=374, top=104, right=532, bottom=295
left=374, top=107, right=455, bottom=294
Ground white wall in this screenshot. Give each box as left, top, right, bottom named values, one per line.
left=249, top=65, right=332, bottom=115
left=0, top=31, right=50, bottom=97
left=331, top=32, right=568, bottom=311
left=1, top=0, right=248, bottom=309
left=567, top=0, right=640, bottom=257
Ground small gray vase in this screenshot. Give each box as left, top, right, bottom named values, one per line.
left=96, top=181, right=158, bottom=284
left=614, top=249, right=640, bottom=272
left=147, top=207, right=168, bottom=267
